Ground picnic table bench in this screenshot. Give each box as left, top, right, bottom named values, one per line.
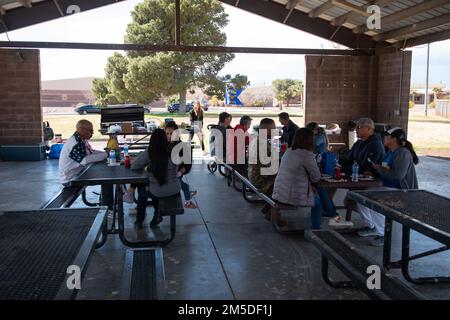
left=347, top=189, right=450, bottom=284
left=121, top=248, right=166, bottom=300
left=41, top=185, right=86, bottom=209
left=218, top=161, right=307, bottom=234
left=305, top=230, right=425, bottom=300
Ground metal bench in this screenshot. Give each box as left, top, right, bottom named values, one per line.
left=41, top=186, right=86, bottom=209
left=41, top=186, right=107, bottom=249
left=118, top=190, right=184, bottom=247
left=222, top=163, right=306, bottom=235
left=305, top=230, right=426, bottom=300
left=121, top=248, right=166, bottom=300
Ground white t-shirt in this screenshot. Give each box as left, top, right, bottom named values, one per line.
left=58, top=134, right=107, bottom=185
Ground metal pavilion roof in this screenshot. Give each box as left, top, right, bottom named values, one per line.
left=0, top=0, right=450, bottom=50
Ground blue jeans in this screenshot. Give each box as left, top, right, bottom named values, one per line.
left=317, top=187, right=338, bottom=217
left=311, top=195, right=324, bottom=229
left=179, top=177, right=190, bottom=201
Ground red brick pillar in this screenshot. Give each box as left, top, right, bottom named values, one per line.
left=0, top=49, right=44, bottom=160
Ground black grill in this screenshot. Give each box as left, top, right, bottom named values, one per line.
left=130, top=250, right=156, bottom=300
left=0, top=209, right=98, bottom=300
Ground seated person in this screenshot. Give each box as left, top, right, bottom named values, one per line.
left=226, top=115, right=253, bottom=177
left=59, top=119, right=107, bottom=186
left=342, top=117, right=385, bottom=175
left=165, top=121, right=197, bottom=209
left=278, top=112, right=299, bottom=147
left=306, top=122, right=328, bottom=154
left=248, top=118, right=278, bottom=219
left=131, top=129, right=181, bottom=229
left=272, top=128, right=349, bottom=229
left=209, top=112, right=232, bottom=162
left=356, top=128, right=419, bottom=246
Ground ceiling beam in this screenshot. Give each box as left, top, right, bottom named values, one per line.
left=354, top=0, right=450, bottom=34
left=331, top=0, right=394, bottom=27
left=373, top=12, right=450, bottom=41
left=308, top=0, right=334, bottom=19
left=283, top=0, right=302, bottom=23
left=394, top=29, right=450, bottom=48
left=331, top=0, right=370, bottom=17
left=0, top=40, right=369, bottom=55
left=0, top=0, right=125, bottom=34
left=16, top=0, right=32, bottom=8
left=219, top=0, right=382, bottom=50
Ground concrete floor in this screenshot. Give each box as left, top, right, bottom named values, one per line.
left=0, top=155, right=449, bottom=300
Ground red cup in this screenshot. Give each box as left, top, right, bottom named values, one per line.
left=334, top=166, right=341, bottom=179
left=281, top=143, right=288, bottom=154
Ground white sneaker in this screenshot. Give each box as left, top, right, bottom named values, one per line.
left=128, top=207, right=137, bottom=215
left=328, top=216, right=354, bottom=228
left=123, top=190, right=135, bottom=203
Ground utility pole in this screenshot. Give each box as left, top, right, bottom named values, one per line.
left=424, top=42, right=430, bottom=117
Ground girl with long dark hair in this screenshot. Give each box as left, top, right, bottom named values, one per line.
left=131, top=128, right=181, bottom=229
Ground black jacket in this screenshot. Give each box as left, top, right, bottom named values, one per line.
left=349, top=133, right=385, bottom=174
left=281, top=120, right=299, bottom=147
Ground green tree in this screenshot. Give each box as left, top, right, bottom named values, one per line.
left=202, top=73, right=250, bottom=100
left=92, top=78, right=119, bottom=107
left=272, top=79, right=303, bottom=109
left=96, top=0, right=234, bottom=112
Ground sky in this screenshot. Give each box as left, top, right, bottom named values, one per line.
left=1, top=0, right=449, bottom=87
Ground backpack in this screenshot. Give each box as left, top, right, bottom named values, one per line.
left=48, top=144, right=63, bottom=159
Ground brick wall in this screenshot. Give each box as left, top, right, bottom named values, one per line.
left=375, top=51, right=412, bottom=134
left=304, top=51, right=412, bottom=144
left=304, top=55, right=378, bottom=144
left=0, top=49, right=43, bottom=144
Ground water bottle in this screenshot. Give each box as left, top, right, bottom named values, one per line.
left=109, top=150, right=116, bottom=166
left=352, top=161, right=359, bottom=182
left=316, top=153, right=322, bottom=172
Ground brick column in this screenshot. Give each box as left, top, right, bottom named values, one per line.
left=304, top=55, right=377, bottom=144
left=0, top=48, right=43, bottom=145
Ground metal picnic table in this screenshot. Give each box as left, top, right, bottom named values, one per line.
left=0, top=207, right=107, bottom=300
left=347, top=189, right=450, bottom=284
left=69, top=161, right=178, bottom=247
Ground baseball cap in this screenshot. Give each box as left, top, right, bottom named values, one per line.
left=356, top=118, right=375, bottom=129
left=386, top=127, right=406, bottom=140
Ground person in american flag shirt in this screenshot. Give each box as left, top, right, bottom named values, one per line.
left=59, top=119, right=107, bottom=186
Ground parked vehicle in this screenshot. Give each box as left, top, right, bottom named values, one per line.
left=74, top=104, right=101, bottom=115
left=167, top=102, right=194, bottom=113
